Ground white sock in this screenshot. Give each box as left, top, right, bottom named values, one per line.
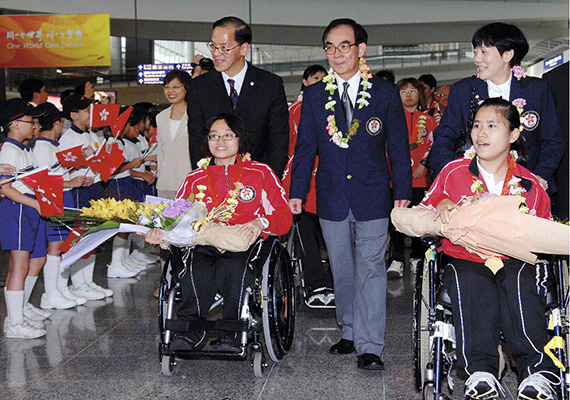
left=43, top=255, right=61, bottom=296
left=23, top=275, right=38, bottom=305
left=110, top=236, right=128, bottom=267
left=5, top=290, right=25, bottom=324
left=57, top=263, right=69, bottom=293
left=70, top=257, right=87, bottom=288
left=82, top=254, right=96, bottom=285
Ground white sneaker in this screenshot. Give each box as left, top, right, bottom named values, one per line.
left=107, top=263, right=139, bottom=278
left=4, top=319, right=46, bottom=339
left=24, top=316, right=45, bottom=330
left=24, top=303, right=51, bottom=320
left=387, top=260, right=404, bottom=279
left=86, top=282, right=113, bottom=298
left=465, top=371, right=505, bottom=399
left=517, top=372, right=557, bottom=400
left=131, top=250, right=160, bottom=264
left=70, top=283, right=105, bottom=301
left=409, top=258, right=422, bottom=275
left=61, top=287, right=88, bottom=305
left=40, top=290, right=77, bottom=310
left=123, top=255, right=148, bottom=271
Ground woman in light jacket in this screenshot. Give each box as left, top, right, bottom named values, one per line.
left=156, top=69, right=193, bottom=199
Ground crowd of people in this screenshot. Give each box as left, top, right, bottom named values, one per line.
left=0, top=14, right=567, bottom=400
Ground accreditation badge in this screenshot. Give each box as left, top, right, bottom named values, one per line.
left=238, top=186, right=256, bottom=202
left=521, top=111, right=540, bottom=131
left=366, top=117, right=382, bottom=136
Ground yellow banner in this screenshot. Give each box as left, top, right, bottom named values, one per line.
left=0, top=14, right=111, bottom=68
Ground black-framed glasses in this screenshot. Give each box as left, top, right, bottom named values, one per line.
left=207, top=42, right=241, bottom=55
left=323, top=43, right=357, bottom=55
left=435, top=93, right=449, bottom=98
left=208, top=133, right=238, bottom=141
left=13, top=119, right=35, bottom=125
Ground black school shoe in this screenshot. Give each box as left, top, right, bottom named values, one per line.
left=329, top=338, right=355, bottom=354
left=357, top=353, right=384, bottom=370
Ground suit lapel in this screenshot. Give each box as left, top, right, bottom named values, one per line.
left=508, top=74, right=522, bottom=102
left=236, top=65, right=257, bottom=111
left=212, top=71, right=234, bottom=111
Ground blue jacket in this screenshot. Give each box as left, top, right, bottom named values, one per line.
left=430, top=73, right=564, bottom=185
left=290, top=76, right=412, bottom=221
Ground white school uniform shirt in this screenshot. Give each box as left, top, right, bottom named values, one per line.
left=123, top=137, right=146, bottom=181
left=33, top=137, right=70, bottom=191
left=58, top=125, right=97, bottom=180
left=0, top=138, right=38, bottom=195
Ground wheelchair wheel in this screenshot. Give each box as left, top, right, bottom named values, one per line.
left=286, top=221, right=306, bottom=311
left=413, top=258, right=432, bottom=391
left=262, top=239, right=295, bottom=363
left=161, top=355, right=176, bottom=376
left=253, top=351, right=265, bottom=378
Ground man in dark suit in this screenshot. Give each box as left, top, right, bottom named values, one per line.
left=289, top=19, right=412, bottom=370
left=187, top=16, right=289, bottom=177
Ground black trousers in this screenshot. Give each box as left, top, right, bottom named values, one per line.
left=177, top=245, right=256, bottom=321
left=442, top=257, right=557, bottom=381
left=296, top=211, right=333, bottom=293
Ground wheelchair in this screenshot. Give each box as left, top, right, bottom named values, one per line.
left=413, top=236, right=569, bottom=400
left=158, top=236, right=296, bottom=378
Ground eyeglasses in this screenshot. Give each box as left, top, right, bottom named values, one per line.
left=400, top=89, right=419, bottom=95
left=13, top=119, right=35, bottom=125
left=208, top=133, right=238, bottom=141
left=207, top=42, right=241, bottom=55
left=435, top=93, right=449, bottom=97
left=323, top=43, right=357, bottom=55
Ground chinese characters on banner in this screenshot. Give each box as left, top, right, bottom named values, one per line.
left=0, top=14, right=111, bottom=68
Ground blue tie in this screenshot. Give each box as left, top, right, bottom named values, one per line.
left=228, top=79, right=238, bottom=110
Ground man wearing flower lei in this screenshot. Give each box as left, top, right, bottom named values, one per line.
left=429, top=22, right=564, bottom=195
left=289, top=19, right=412, bottom=370
left=421, top=98, right=560, bottom=400
left=145, top=114, right=292, bottom=351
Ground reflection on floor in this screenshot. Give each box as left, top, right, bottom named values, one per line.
left=0, top=243, right=523, bottom=400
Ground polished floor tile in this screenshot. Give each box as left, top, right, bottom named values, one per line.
left=0, top=244, right=525, bottom=399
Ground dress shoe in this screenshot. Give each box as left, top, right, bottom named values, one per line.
left=329, top=338, right=355, bottom=354
left=357, top=353, right=384, bottom=370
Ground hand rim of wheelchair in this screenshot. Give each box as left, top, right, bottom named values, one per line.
left=413, top=257, right=432, bottom=391
left=262, top=237, right=296, bottom=362
left=286, top=218, right=307, bottom=310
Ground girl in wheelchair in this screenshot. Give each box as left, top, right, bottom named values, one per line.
left=143, top=114, right=292, bottom=352
left=421, top=98, right=559, bottom=400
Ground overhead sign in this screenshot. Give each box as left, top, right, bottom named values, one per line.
left=543, top=53, right=564, bottom=73
left=0, top=14, right=111, bottom=68
left=137, top=63, right=193, bottom=85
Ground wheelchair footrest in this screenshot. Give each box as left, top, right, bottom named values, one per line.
left=165, top=318, right=248, bottom=334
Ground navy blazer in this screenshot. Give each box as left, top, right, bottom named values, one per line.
left=430, top=74, right=564, bottom=185
left=187, top=65, right=289, bottom=177
left=290, top=76, right=412, bottom=221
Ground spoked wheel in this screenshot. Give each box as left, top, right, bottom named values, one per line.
left=262, top=240, right=296, bottom=362
left=413, top=258, right=432, bottom=391
left=161, top=355, right=176, bottom=376
left=286, top=221, right=306, bottom=311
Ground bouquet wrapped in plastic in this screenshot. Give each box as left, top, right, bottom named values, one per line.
left=391, top=195, right=570, bottom=269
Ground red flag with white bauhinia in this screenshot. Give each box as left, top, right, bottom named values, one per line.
left=56, top=145, right=88, bottom=169
left=88, top=143, right=126, bottom=182
left=20, top=168, right=64, bottom=217
left=90, top=104, right=121, bottom=128
left=59, top=226, right=86, bottom=253
left=110, top=107, right=133, bottom=138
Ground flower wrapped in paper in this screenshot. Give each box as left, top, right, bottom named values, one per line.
left=391, top=195, right=570, bottom=272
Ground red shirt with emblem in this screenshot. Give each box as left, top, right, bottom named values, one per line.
left=176, top=157, right=292, bottom=236
left=405, top=108, right=437, bottom=188
left=420, top=156, right=551, bottom=262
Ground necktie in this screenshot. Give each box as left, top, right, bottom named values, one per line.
left=341, top=82, right=353, bottom=123
left=228, top=79, right=238, bottom=110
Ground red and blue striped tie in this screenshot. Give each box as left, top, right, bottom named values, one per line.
left=228, top=79, right=238, bottom=110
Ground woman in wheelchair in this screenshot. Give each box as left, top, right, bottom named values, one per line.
left=421, top=98, right=559, bottom=400
left=144, top=114, right=292, bottom=352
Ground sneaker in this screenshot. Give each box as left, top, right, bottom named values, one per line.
left=387, top=260, right=404, bottom=279
left=107, top=263, right=139, bottom=279
left=40, top=290, right=77, bottom=310
left=62, top=287, right=88, bottom=305
left=305, top=287, right=333, bottom=308
left=123, top=255, right=148, bottom=271
left=86, top=282, right=113, bottom=298
left=23, top=316, right=45, bottom=330
left=465, top=371, right=505, bottom=399
left=4, top=319, right=46, bottom=339
left=132, top=250, right=160, bottom=265
left=410, top=258, right=422, bottom=275
left=24, top=303, right=51, bottom=320
left=69, top=283, right=105, bottom=301
left=517, top=372, right=557, bottom=400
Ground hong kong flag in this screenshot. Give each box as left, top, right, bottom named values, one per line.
left=56, top=145, right=88, bottom=169
left=59, top=227, right=86, bottom=253
left=110, top=107, right=133, bottom=138
left=148, top=129, right=158, bottom=147
left=89, top=143, right=126, bottom=182
left=90, top=104, right=121, bottom=128
left=20, top=168, right=65, bottom=217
